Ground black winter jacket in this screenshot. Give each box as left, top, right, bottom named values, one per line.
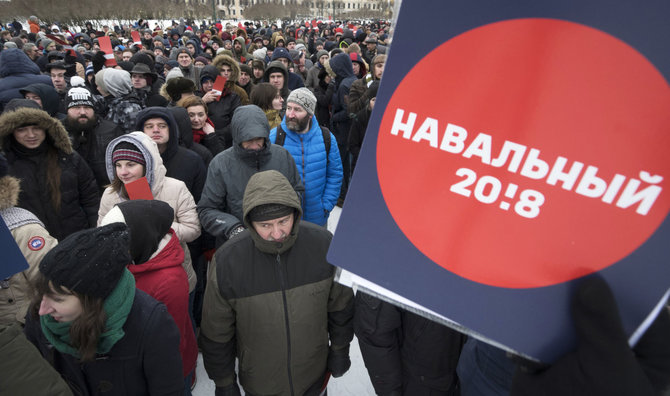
left=66, top=116, right=125, bottom=193
left=0, top=108, right=100, bottom=241
left=0, top=49, right=53, bottom=112
left=24, top=289, right=184, bottom=396
left=354, top=293, right=466, bottom=396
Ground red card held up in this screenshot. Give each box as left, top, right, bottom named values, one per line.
left=213, top=76, right=227, bottom=101
left=126, top=177, right=153, bottom=200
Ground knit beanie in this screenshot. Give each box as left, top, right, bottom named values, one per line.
left=239, top=63, right=252, bottom=76
left=102, top=68, right=132, bottom=98
left=66, top=87, right=95, bottom=109
left=316, top=50, right=329, bottom=63
left=165, top=67, right=184, bottom=82
left=253, top=48, right=267, bottom=61
left=175, top=47, right=192, bottom=58
left=287, top=87, right=316, bottom=116
left=39, top=223, right=131, bottom=299
left=194, top=56, right=210, bottom=65
left=271, top=47, right=291, bottom=62
left=112, top=141, right=146, bottom=166
left=248, top=203, right=295, bottom=222
left=40, top=39, right=53, bottom=50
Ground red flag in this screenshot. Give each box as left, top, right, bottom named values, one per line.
left=97, top=36, right=117, bottom=67
left=46, top=33, right=76, bottom=57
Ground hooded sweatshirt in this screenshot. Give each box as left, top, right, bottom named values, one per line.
left=329, top=53, right=357, bottom=135
left=19, top=83, right=64, bottom=119
left=102, top=69, right=144, bottom=134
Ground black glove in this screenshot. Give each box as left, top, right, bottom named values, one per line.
left=226, top=224, right=245, bottom=239
left=327, top=346, right=351, bottom=378
left=511, top=276, right=670, bottom=396
left=92, top=50, right=107, bottom=73
left=215, top=383, right=241, bottom=396
left=366, top=80, right=380, bottom=100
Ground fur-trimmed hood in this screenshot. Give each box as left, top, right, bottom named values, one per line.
left=0, top=107, right=73, bottom=154
left=211, top=54, right=240, bottom=90
left=0, top=176, right=20, bottom=210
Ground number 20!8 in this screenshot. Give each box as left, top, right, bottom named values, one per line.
left=450, top=168, right=545, bottom=218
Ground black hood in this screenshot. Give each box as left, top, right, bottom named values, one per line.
left=134, top=106, right=180, bottom=161
left=116, top=199, right=174, bottom=264
left=20, top=83, right=61, bottom=117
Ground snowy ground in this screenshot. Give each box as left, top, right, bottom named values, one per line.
left=193, top=206, right=377, bottom=395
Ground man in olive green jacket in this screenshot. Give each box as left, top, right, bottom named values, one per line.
left=200, top=170, right=354, bottom=396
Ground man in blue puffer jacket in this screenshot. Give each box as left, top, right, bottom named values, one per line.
left=270, top=88, right=343, bottom=226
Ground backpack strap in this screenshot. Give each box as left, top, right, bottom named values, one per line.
left=275, top=124, right=286, bottom=146
left=277, top=123, right=331, bottom=167
left=320, top=126, right=331, bottom=168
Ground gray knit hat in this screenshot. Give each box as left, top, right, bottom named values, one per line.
left=286, top=88, right=316, bottom=115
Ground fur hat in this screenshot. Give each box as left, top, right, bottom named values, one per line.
left=39, top=223, right=131, bottom=299
left=165, top=77, right=195, bottom=102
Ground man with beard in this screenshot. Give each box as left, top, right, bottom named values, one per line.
left=269, top=88, right=342, bottom=227
left=63, top=87, right=124, bottom=193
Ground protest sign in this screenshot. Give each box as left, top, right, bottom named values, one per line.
left=131, top=31, right=142, bottom=49
left=97, top=36, right=117, bottom=67
left=328, top=0, right=670, bottom=362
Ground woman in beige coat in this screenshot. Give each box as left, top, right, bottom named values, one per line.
left=98, top=132, right=200, bottom=291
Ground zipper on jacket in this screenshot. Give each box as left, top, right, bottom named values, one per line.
left=299, top=137, right=306, bottom=209
left=276, top=253, right=295, bottom=396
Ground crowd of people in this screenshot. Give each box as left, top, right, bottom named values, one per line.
left=0, top=15, right=669, bottom=396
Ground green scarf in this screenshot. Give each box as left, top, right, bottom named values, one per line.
left=40, top=269, right=136, bottom=358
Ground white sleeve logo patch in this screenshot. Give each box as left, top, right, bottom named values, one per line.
left=28, top=236, right=45, bottom=251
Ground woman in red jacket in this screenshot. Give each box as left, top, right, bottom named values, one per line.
left=101, top=199, right=198, bottom=394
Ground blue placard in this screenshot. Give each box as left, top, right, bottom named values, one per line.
left=0, top=217, right=29, bottom=280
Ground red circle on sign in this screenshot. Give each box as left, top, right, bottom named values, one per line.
left=377, top=18, right=670, bottom=288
